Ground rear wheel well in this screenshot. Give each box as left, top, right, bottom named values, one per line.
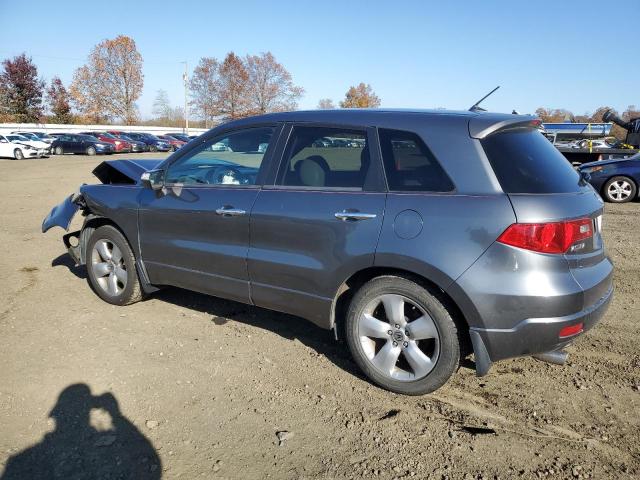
left=332, top=267, right=471, bottom=355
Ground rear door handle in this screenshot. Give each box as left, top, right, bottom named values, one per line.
left=215, top=206, right=246, bottom=217
left=334, top=211, right=377, bottom=221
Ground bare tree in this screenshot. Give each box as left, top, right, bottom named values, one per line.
left=189, top=57, right=219, bottom=128
left=340, top=83, right=381, bottom=108
left=317, top=98, right=335, bottom=109
left=623, top=105, right=640, bottom=121
left=245, top=52, right=303, bottom=114
left=215, top=52, right=250, bottom=120
left=152, top=89, right=172, bottom=122
left=70, top=35, right=144, bottom=124
left=534, top=107, right=574, bottom=123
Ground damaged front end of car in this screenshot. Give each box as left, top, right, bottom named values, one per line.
left=41, top=158, right=164, bottom=266
left=42, top=190, right=87, bottom=265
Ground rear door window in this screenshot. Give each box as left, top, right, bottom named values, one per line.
left=481, top=128, right=582, bottom=193
left=278, top=126, right=371, bottom=190
left=378, top=129, right=454, bottom=192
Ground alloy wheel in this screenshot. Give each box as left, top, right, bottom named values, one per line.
left=608, top=180, right=632, bottom=201
left=358, top=294, right=440, bottom=381
left=91, top=239, right=127, bottom=297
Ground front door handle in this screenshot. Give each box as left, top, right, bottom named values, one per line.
left=334, top=210, right=377, bottom=221
left=215, top=206, right=246, bottom=217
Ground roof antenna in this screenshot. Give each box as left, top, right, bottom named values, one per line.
left=469, top=86, right=500, bottom=112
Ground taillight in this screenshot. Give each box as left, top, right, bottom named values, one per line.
left=497, top=218, right=593, bottom=254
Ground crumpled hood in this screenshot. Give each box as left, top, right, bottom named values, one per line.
left=92, top=159, right=164, bottom=185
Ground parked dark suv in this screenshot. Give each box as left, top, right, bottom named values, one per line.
left=42, top=109, right=613, bottom=395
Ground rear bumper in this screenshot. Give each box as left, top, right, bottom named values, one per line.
left=470, top=283, right=612, bottom=365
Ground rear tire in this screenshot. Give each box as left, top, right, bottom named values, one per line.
left=345, top=276, right=461, bottom=395
left=86, top=146, right=97, bottom=156
left=14, top=148, right=24, bottom=160
left=86, top=225, right=144, bottom=306
left=603, top=176, right=637, bottom=203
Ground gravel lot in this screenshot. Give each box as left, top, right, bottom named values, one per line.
left=0, top=153, right=638, bottom=479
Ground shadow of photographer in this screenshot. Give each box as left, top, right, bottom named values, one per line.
left=1, top=384, right=161, bottom=480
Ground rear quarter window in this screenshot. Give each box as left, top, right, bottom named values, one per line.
left=481, top=128, right=582, bottom=194
left=379, top=129, right=454, bottom=192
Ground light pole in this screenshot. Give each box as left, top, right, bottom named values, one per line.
left=182, top=61, right=189, bottom=135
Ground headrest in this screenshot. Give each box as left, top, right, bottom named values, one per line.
left=297, top=155, right=329, bottom=187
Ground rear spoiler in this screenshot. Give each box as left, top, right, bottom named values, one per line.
left=469, top=114, right=541, bottom=139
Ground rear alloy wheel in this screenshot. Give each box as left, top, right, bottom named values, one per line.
left=86, top=146, right=97, bottom=156
left=604, top=176, right=637, bottom=203
left=13, top=148, right=24, bottom=160
left=54, top=146, right=64, bottom=155
left=345, top=276, right=460, bottom=395
left=87, top=225, right=144, bottom=305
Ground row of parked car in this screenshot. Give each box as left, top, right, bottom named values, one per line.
left=0, top=130, right=199, bottom=159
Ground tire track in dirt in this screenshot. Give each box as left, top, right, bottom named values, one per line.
left=0, top=266, right=39, bottom=323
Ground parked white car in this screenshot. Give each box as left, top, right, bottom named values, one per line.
left=12, top=131, right=56, bottom=145
left=0, top=134, right=47, bottom=159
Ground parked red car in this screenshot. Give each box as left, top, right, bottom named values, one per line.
left=157, top=135, right=186, bottom=152
left=80, top=131, right=132, bottom=153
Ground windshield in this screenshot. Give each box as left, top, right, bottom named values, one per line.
left=8, top=135, right=30, bottom=142
left=17, top=132, right=37, bottom=140
left=144, top=134, right=160, bottom=140
left=79, top=134, right=99, bottom=141
left=101, top=133, right=116, bottom=139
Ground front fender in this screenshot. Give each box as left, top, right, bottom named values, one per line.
left=42, top=193, right=81, bottom=233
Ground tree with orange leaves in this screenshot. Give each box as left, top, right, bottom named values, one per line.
left=340, top=83, right=381, bottom=108
left=70, top=35, right=143, bottom=124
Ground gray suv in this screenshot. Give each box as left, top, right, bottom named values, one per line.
left=42, top=109, right=613, bottom=395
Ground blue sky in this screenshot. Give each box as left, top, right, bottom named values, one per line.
left=1, top=0, right=638, bottom=119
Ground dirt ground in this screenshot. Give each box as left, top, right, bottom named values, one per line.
left=0, top=153, right=638, bottom=480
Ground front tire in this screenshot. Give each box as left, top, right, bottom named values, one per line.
left=54, top=146, right=64, bottom=155
left=14, top=148, right=24, bottom=160
left=345, top=276, right=460, bottom=395
left=86, top=146, right=97, bottom=156
left=603, top=176, right=637, bottom=203
left=86, top=225, right=144, bottom=306
left=149, top=145, right=158, bottom=152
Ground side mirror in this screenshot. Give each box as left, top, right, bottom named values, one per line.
left=141, top=169, right=164, bottom=191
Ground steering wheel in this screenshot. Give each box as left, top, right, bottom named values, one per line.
left=205, top=166, right=243, bottom=185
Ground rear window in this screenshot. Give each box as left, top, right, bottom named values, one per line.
left=481, top=128, right=581, bottom=194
